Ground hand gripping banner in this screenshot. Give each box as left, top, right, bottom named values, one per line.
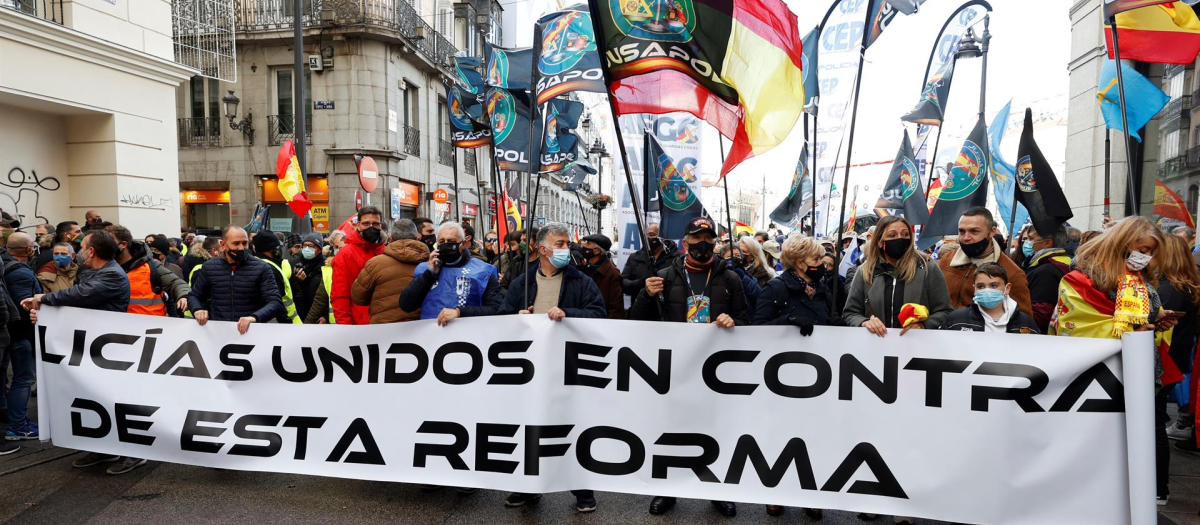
left=36, top=307, right=1155, bottom=525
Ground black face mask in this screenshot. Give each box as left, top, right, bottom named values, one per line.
left=360, top=227, right=383, bottom=244
left=226, top=248, right=248, bottom=264
left=805, top=265, right=826, bottom=281
left=959, top=236, right=990, bottom=258
left=687, top=241, right=715, bottom=262
left=883, top=238, right=912, bottom=260
left=437, top=242, right=463, bottom=264
left=726, top=255, right=744, bottom=269
left=649, top=237, right=663, bottom=251
left=420, top=234, right=437, bottom=248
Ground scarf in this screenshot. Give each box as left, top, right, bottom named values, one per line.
left=1112, top=273, right=1151, bottom=337
left=684, top=254, right=715, bottom=273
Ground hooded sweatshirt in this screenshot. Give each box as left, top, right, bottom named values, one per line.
left=980, top=296, right=1018, bottom=333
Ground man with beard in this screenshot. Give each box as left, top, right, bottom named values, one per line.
left=576, top=234, right=623, bottom=319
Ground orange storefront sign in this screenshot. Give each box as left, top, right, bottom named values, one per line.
left=182, top=190, right=230, bottom=204
left=394, top=182, right=420, bottom=207
left=264, top=176, right=329, bottom=203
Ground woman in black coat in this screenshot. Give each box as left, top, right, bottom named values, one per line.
left=751, top=234, right=832, bottom=519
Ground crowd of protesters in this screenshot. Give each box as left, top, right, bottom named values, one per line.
left=0, top=204, right=1197, bottom=523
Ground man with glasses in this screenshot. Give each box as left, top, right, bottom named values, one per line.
left=483, top=232, right=500, bottom=264
left=331, top=206, right=386, bottom=325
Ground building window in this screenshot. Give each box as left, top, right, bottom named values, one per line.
left=438, top=96, right=447, bottom=141
left=1163, top=129, right=1182, bottom=161
left=1190, top=184, right=1200, bottom=218
left=190, top=76, right=221, bottom=119
left=275, top=68, right=313, bottom=118
left=1169, top=71, right=1185, bottom=99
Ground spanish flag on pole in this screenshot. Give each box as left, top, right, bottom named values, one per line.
left=1154, top=179, right=1195, bottom=228
left=589, top=0, right=805, bottom=176
left=733, top=221, right=755, bottom=238
left=1105, top=2, right=1200, bottom=64
left=275, top=140, right=313, bottom=217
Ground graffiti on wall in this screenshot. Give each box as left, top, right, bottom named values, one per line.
left=0, top=167, right=60, bottom=229
left=119, top=194, right=175, bottom=209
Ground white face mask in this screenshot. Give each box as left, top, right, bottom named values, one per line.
left=1127, top=250, right=1153, bottom=272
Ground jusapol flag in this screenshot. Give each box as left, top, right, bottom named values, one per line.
left=533, top=6, right=607, bottom=105
left=875, top=130, right=930, bottom=225
left=648, top=134, right=706, bottom=239
left=485, top=44, right=534, bottom=91
left=902, top=58, right=955, bottom=126
left=1097, top=58, right=1169, bottom=141
left=919, top=116, right=990, bottom=249
left=769, top=143, right=814, bottom=226
left=445, top=82, right=492, bottom=148
left=589, top=0, right=806, bottom=176
left=1015, top=108, right=1074, bottom=236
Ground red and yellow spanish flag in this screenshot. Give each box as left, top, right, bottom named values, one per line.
left=275, top=140, right=313, bottom=217
left=591, top=0, right=805, bottom=177
left=1105, top=2, right=1200, bottom=64
left=733, top=221, right=755, bottom=238
left=926, top=178, right=942, bottom=213
left=1155, top=179, right=1195, bottom=228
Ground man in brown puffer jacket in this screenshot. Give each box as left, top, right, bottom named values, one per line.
left=351, top=219, right=429, bottom=323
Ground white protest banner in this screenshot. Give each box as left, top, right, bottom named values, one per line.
left=37, top=307, right=1153, bottom=525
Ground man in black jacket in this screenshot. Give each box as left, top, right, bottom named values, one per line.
left=187, top=225, right=283, bottom=334
left=499, top=223, right=605, bottom=513
left=941, top=263, right=1039, bottom=333
left=1022, top=225, right=1070, bottom=332
left=628, top=217, right=744, bottom=517
left=620, top=222, right=679, bottom=299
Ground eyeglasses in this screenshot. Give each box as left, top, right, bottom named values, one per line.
left=359, top=221, right=383, bottom=228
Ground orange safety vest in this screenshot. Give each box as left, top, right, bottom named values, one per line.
left=127, top=263, right=166, bottom=316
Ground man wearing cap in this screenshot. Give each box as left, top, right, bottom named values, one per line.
left=629, top=216, right=746, bottom=517
left=762, top=239, right=783, bottom=272
left=291, top=233, right=326, bottom=323
left=576, top=233, right=624, bottom=319
left=249, top=230, right=301, bottom=324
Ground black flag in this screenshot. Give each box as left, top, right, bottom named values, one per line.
left=875, top=130, right=930, bottom=225
left=918, top=115, right=990, bottom=249
left=901, top=58, right=955, bottom=126
left=769, top=143, right=813, bottom=226
left=643, top=132, right=660, bottom=214
left=485, top=44, right=534, bottom=91
left=533, top=5, right=606, bottom=105
left=1015, top=108, right=1073, bottom=236
left=648, top=134, right=705, bottom=240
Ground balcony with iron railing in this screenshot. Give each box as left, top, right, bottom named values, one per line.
left=235, top=0, right=457, bottom=69
left=268, top=114, right=313, bottom=146
left=177, top=117, right=222, bottom=148
left=1, top=0, right=64, bottom=24
left=1189, top=146, right=1200, bottom=169
left=463, top=149, right=477, bottom=175
left=438, top=140, right=453, bottom=167
left=403, top=125, right=420, bottom=156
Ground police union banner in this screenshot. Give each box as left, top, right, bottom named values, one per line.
left=36, top=307, right=1155, bottom=525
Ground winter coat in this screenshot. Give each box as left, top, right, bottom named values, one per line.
left=938, top=238, right=1033, bottom=317
left=497, top=251, right=538, bottom=292
left=289, top=251, right=325, bottom=324
left=753, top=270, right=833, bottom=326
left=579, top=255, right=625, bottom=319
left=42, top=259, right=130, bottom=313
left=1024, top=247, right=1070, bottom=332
left=331, top=229, right=385, bottom=325
left=3, top=256, right=41, bottom=340
left=941, top=302, right=1041, bottom=334
left=401, top=256, right=502, bottom=319
left=843, top=256, right=953, bottom=330
left=181, top=252, right=209, bottom=278
left=629, top=257, right=750, bottom=325
left=351, top=239, right=429, bottom=324
left=304, top=267, right=332, bottom=325
left=620, top=239, right=680, bottom=297
left=501, top=264, right=607, bottom=318
left=745, top=260, right=773, bottom=289
left=724, top=260, right=762, bottom=319
left=122, top=241, right=190, bottom=305
left=186, top=255, right=283, bottom=322
left=36, top=260, right=77, bottom=294
left=1159, top=280, right=1198, bottom=373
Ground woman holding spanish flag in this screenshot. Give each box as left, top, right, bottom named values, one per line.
left=1048, top=216, right=1181, bottom=506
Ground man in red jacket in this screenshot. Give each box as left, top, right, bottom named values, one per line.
left=332, top=206, right=386, bottom=324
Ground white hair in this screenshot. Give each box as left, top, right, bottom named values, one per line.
left=538, top=222, right=570, bottom=248
left=738, top=236, right=771, bottom=273
left=437, top=220, right=465, bottom=241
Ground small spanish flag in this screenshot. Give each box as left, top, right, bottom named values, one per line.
left=275, top=140, right=313, bottom=217
left=1154, top=179, right=1195, bottom=228
left=1105, top=2, right=1200, bottom=65
left=733, top=221, right=756, bottom=238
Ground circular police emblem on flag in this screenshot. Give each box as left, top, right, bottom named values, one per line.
left=899, top=157, right=919, bottom=200
left=660, top=155, right=698, bottom=211
left=455, top=62, right=478, bottom=94
left=940, top=140, right=986, bottom=201
left=1016, top=155, right=1037, bottom=192
left=786, top=164, right=806, bottom=199
left=539, top=12, right=596, bottom=75
left=545, top=114, right=560, bottom=153
left=487, top=51, right=509, bottom=88
left=610, top=0, right=695, bottom=42
left=448, top=90, right=473, bottom=131
left=486, top=89, right=516, bottom=144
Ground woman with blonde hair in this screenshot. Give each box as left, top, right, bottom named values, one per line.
left=1153, top=234, right=1200, bottom=504
left=737, top=235, right=775, bottom=287
left=843, top=215, right=953, bottom=337
left=1049, top=216, right=1176, bottom=338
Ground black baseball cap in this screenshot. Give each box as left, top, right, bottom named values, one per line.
left=1, top=211, right=19, bottom=228
left=582, top=234, right=612, bottom=252
left=685, top=217, right=716, bottom=236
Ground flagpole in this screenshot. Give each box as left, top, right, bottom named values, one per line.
left=926, top=127, right=944, bottom=195
left=1104, top=129, right=1112, bottom=219
left=810, top=108, right=819, bottom=231
left=801, top=112, right=809, bottom=234
left=1108, top=18, right=1141, bottom=216
left=718, top=134, right=736, bottom=243
left=575, top=192, right=591, bottom=234
left=831, top=2, right=876, bottom=311
left=452, top=146, right=462, bottom=222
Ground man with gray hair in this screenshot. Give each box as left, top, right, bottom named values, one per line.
left=400, top=220, right=502, bottom=325
left=350, top=219, right=429, bottom=324
left=1173, top=225, right=1196, bottom=246
left=499, top=222, right=605, bottom=513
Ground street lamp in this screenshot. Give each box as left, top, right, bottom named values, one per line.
left=222, top=90, right=255, bottom=145
left=588, top=137, right=610, bottom=235
left=955, top=28, right=982, bottom=59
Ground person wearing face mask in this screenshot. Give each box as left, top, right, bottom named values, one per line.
left=497, top=229, right=540, bottom=292
left=415, top=217, right=437, bottom=250
left=1021, top=225, right=1071, bottom=332
left=629, top=217, right=744, bottom=518
left=331, top=206, right=387, bottom=325
left=1, top=233, right=41, bottom=443
left=620, top=222, right=680, bottom=300
left=80, top=210, right=104, bottom=233
left=148, top=236, right=184, bottom=279
left=400, top=221, right=502, bottom=325
left=104, top=225, right=190, bottom=318
left=35, top=242, right=78, bottom=293
left=575, top=234, right=624, bottom=319
left=939, top=207, right=1033, bottom=318
left=498, top=222, right=604, bottom=513
left=941, top=263, right=1039, bottom=333
left=249, top=231, right=300, bottom=324
left=186, top=225, right=283, bottom=335
left=716, top=243, right=762, bottom=319
left=350, top=219, right=429, bottom=324
left=288, top=233, right=325, bottom=324
left=843, top=215, right=953, bottom=338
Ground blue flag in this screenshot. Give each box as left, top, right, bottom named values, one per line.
left=648, top=134, right=706, bottom=240
left=988, top=101, right=1029, bottom=235
left=1097, top=59, right=1169, bottom=142
left=802, top=27, right=819, bottom=111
